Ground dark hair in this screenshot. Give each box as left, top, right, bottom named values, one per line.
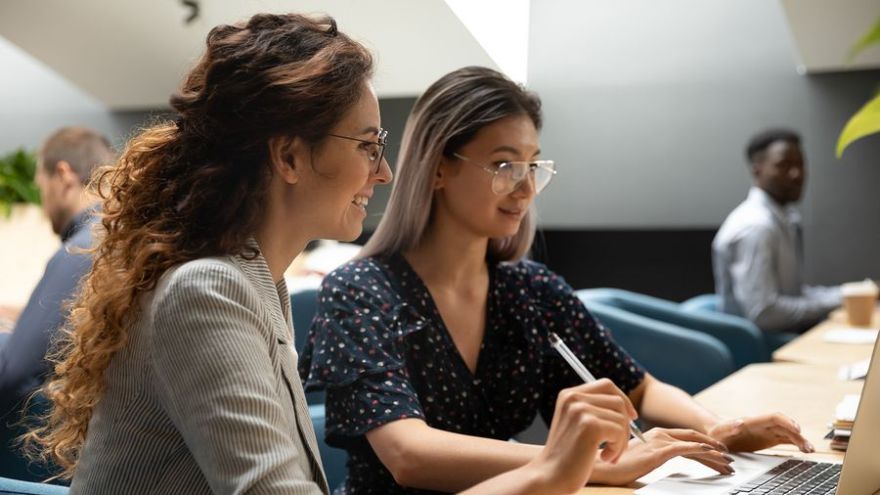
left=28, top=12, right=374, bottom=478
left=745, top=128, right=801, bottom=164
left=40, top=127, right=115, bottom=184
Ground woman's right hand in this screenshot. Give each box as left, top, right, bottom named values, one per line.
left=590, top=427, right=735, bottom=486
left=525, top=379, right=637, bottom=494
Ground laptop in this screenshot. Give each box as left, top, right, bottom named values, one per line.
left=635, top=336, right=880, bottom=495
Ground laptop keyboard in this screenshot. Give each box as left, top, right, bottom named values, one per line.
left=728, top=459, right=841, bottom=495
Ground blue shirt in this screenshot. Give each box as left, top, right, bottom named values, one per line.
left=299, top=253, right=645, bottom=495
left=0, top=207, right=98, bottom=415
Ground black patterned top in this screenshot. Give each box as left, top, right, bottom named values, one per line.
left=299, top=253, right=645, bottom=495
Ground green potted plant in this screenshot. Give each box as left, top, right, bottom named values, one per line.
left=0, top=148, right=40, bottom=216
left=837, top=16, right=880, bottom=158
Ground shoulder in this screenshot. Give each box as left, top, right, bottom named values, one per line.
left=496, top=259, right=573, bottom=299
left=153, top=257, right=258, bottom=312
left=320, top=256, right=401, bottom=298
left=716, top=201, right=777, bottom=247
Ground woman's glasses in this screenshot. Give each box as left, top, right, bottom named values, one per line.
left=327, top=128, right=388, bottom=174
left=453, top=153, right=556, bottom=195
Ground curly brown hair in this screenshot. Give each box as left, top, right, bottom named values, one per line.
left=24, top=12, right=373, bottom=479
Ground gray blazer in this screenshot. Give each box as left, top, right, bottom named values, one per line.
left=71, top=243, right=329, bottom=494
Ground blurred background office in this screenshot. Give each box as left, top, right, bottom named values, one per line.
left=1, top=0, right=878, bottom=307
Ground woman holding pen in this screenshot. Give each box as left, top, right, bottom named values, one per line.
left=299, top=66, right=814, bottom=494
left=24, top=13, right=642, bottom=495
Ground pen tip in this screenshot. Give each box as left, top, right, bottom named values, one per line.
left=549, top=332, right=560, bottom=343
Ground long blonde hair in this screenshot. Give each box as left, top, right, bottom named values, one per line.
left=24, top=12, right=373, bottom=479
left=361, top=66, right=542, bottom=261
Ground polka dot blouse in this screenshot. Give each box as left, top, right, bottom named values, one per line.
left=298, top=253, right=645, bottom=495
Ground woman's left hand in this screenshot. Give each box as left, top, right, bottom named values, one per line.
left=707, top=413, right=815, bottom=453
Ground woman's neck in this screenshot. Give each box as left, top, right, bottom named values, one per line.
left=404, top=213, right=489, bottom=289
left=254, top=202, right=310, bottom=284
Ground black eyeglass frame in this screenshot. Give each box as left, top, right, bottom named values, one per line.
left=327, top=128, right=388, bottom=174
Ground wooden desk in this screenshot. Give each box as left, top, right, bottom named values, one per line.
left=579, top=362, right=856, bottom=494
left=773, top=308, right=877, bottom=366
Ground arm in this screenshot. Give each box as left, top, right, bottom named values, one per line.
left=0, top=248, right=90, bottom=414
left=367, top=418, right=542, bottom=492
left=461, top=381, right=634, bottom=495
left=628, top=371, right=813, bottom=454
left=731, top=229, right=838, bottom=332
left=152, top=263, right=323, bottom=495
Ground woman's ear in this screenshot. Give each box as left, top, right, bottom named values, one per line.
left=434, top=160, right=449, bottom=190
left=268, top=135, right=307, bottom=185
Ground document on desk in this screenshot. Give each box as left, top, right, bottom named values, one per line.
left=823, top=328, right=878, bottom=345
left=634, top=453, right=788, bottom=495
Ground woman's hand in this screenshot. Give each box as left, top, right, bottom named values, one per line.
left=590, top=427, right=734, bottom=486
left=525, top=379, right=637, bottom=494
left=708, top=413, right=815, bottom=453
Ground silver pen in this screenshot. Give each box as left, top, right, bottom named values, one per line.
left=549, top=332, right=647, bottom=443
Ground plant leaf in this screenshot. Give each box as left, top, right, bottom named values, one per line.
left=849, top=16, right=880, bottom=62
left=837, top=93, right=880, bottom=158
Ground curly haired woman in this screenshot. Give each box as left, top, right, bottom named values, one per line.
left=25, top=12, right=639, bottom=495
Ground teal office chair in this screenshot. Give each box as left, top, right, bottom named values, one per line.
left=579, top=298, right=735, bottom=394
left=290, top=288, right=325, bottom=404
left=579, top=288, right=767, bottom=368
left=0, top=395, right=65, bottom=485
left=680, top=293, right=798, bottom=352
left=309, top=403, right=348, bottom=492
left=0, top=477, right=67, bottom=495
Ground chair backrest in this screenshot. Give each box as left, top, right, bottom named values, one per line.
left=0, top=477, right=68, bottom=495
left=579, top=288, right=768, bottom=368
left=680, top=293, right=720, bottom=313
left=579, top=298, right=735, bottom=394
left=290, top=289, right=325, bottom=404
left=679, top=293, right=798, bottom=352
left=308, top=404, right=348, bottom=492
left=0, top=395, right=66, bottom=485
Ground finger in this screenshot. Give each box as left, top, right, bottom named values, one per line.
left=766, top=414, right=815, bottom=453
left=684, top=452, right=737, bottom=475
left=663, top=428, right=728, bottom=453
left=658, top=442, right=734, bottom=474
left=595, top=417, right=630, bottom=463
left=580, top=378, right=639, bottom=419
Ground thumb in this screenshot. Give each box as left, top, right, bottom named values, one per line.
left=711, top=418, right=745, bottom=440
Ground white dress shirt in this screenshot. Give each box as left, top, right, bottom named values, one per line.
left=712, top=187, right=841, bottom=333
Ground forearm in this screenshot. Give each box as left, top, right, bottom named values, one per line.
left=633, top=377, right=719, bottom=433
left=751, top=295, right=837, bottom=332
left=460, top=462, right=546, bottom=495
left=369, top=421, right=543, bottom=492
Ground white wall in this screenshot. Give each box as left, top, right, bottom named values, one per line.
left=528, top=0, right=880, bottom=284
left=0, top=36, right=158, bottom=305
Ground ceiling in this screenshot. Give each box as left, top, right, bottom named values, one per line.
left=0, top=0, right=500, bottom=109
left=780, top=0, right=880, bottom=73
left=1, top=1, right=878, bottom=110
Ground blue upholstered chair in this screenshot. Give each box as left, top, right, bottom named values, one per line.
left=0, top=477, right=68, bottom=495
left=578, top=298, right=735, bottom=394
left=290, top=288, right=325, bottom=404
left=309, top=403, right=348, bottom=492
left=680, top=293, right=798, bottom=352
left=0, top=395, right=65, bottom=485
left=579, top=288, right=767, bottom=369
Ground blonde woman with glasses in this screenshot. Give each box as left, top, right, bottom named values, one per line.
left=300, top=66, right=813, bottom=494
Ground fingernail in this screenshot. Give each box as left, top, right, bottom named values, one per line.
left=723, top=454, right=735, bottom=462
left=806, top=441, right=815, bottom=452
left=717, top=442, right=729, bottom=453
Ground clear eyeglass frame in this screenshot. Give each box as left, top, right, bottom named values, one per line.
left=452, top=152, right=557, bottom=195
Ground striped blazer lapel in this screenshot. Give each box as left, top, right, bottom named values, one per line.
left=234, top=238, right=329, bottom=493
